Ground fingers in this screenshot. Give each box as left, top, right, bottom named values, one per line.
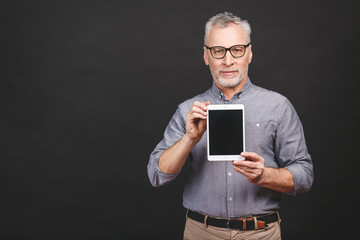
left=193, top=101, right=211, bottom=116
left=194, top=101, right=211, bottom=110
left=190, top=106, right=207, bottom=119
left=191, top=112, right=207, bottom=120
left=233, top=162, right=260, bottom=171
left=240, top=152, right=262, bottom=162
left=187, top=101, right=211, bottom=120
left=185, top=101, right=211, bottom=142
left=232, top=151, right=265, bottom=183
left=233, top=165, right=259, bottom=178
left=232, top=162, right=258, bottom=174
left=233, top=164, right=264, bottom=183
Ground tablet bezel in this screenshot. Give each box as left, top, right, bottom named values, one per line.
left=207, top=104, right=245, bottom=161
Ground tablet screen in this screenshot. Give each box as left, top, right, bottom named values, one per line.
left=208, top=109, right=244, bottom=155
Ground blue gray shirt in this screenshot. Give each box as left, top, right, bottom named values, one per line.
left=147, top=79, right=314, bottom=218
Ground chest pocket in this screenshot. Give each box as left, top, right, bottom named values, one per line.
left=245, top=121, right=276, bottom=153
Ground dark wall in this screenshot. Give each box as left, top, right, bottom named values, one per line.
left=1, top=0, right=359, bottom=239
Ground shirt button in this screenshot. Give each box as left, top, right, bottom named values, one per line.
left=228, top=172, right=232, bottom=176
left=256, top=123, right=260, bottom=128
left=229, top=197, right=233, bottom=202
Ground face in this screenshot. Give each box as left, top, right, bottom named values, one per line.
left=203, top=23, right=253, bottom=89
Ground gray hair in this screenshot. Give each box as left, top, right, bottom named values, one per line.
left=204, top=12, right=251, bottom=45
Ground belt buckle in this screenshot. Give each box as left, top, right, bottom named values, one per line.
left=227, top=218, right=246, bottom=230
left=227, top=215, right=269, bottom=231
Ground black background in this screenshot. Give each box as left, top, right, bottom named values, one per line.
left=1, top=0, right=359, bottom=239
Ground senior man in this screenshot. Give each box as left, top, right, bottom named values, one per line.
left=148, top=12, right=314, bottom=240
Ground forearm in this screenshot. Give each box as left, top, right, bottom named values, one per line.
left=159, top=134, right=196, bottom=174
left=257, top=167, right=294, bottom=194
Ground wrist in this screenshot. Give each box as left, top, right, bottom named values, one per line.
left=255, top=167, right=269, bottom=186
left=182, top=133, right=199, bottom=147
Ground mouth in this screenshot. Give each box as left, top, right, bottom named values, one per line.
left=220, top=70, right=238, bottom=77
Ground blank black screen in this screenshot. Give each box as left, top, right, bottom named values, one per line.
left=208, top=109, right=243, bottom=155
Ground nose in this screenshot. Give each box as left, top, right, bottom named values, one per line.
left=223, top=50, right=235, bottom=66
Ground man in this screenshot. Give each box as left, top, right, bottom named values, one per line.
left=147, top=12, right=314, bottom=240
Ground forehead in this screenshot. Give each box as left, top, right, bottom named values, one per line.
left=207, top=23, right=248, bottom=47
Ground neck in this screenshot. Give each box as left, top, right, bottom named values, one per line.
left=215, top=77, right=248, bottom=101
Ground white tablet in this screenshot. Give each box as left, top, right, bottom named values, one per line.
left=207, top=104, right=245, bottom=161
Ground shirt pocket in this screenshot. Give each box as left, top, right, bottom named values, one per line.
left=245, top=120, right=276, bottom=154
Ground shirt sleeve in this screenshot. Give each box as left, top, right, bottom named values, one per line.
left=275, top=98, right=314, bottom=196
left=147, top=107, right=186, bottom=187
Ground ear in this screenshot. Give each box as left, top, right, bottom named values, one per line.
left=248, top=45, right=253, bottom=64
left=203, top=46, right=209, bottom=66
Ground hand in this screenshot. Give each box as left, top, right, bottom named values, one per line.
left=185, top=101, right=211, bottom=144
left=232, top=152, right=265, bottom=184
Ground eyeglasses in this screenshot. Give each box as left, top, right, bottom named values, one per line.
left=204, top=43, right=251, bottom=59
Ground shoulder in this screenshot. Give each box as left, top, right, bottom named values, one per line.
left=249, top=83, right=288, bottom=106
left=245, top=82, right=296, bottom=123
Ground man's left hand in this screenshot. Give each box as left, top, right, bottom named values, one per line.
left=232, top=152, right=265, bottom=184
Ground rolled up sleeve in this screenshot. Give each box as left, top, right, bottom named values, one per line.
left=147, top=107, right=186, bottom=187
left=275, top=99, right=314, bottom=195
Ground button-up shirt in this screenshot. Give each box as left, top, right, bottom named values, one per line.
left=147, top=79, right=314, bottom=218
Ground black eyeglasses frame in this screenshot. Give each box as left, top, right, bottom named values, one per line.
left=204, top=43, right=251, bottom=59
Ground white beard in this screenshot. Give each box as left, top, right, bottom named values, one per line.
left=211, top=67, right=248, bottom=88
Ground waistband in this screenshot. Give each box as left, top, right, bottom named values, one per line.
left=186, top=209, right=280, bottom=230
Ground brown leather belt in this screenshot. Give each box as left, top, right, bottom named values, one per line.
left=187, top=209, right=279, bottom=230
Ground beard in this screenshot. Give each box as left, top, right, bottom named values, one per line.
left=211, top=67, right=248, bottom=88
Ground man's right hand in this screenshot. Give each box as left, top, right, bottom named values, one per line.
left=159, top=101, right=211, bottom=174
left=184, top=101, right=211, bottom=144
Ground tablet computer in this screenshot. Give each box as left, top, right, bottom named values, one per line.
left=207, top=104, right=245, bottom=161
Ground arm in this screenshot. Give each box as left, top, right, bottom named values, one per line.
left=159, top=101, right=210, bottom=174
left=147, top=101, right=210, bottom=187
left=233, top=99, right=313, bottom=195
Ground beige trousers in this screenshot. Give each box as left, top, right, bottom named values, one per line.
left=183, top=216, right=281, bottom=240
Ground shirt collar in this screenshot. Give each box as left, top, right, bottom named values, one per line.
left=210, top=77, right=253, bottom=100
